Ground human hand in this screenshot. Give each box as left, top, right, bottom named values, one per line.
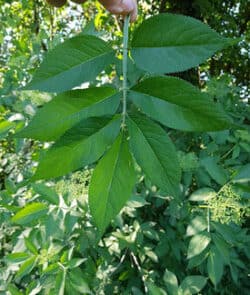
left=46, top=0, right=138, bottom=22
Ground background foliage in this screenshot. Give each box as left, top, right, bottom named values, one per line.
left=0, top=0, right=249, bottom=294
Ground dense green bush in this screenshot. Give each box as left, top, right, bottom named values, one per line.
left=0, top=1, right=249, bottom=294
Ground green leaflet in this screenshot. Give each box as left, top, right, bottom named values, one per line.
left=33, top=116, right=121, bottom=180
left=89, top=134, right=136, bottom=233
left=127, top=114, right=181, bottom=196
left=16, top=87, right=120, bottom=141
left=187, top=232, right=211, bottom=259
left=5, top=252, right=30, bottom=264
left=131, top=13, right=232, bottom=74
left=232, top=163, right=250, bottom=183
left=11, top=203, right=47, bottom=225
left=201, top=157, right=228, bottom=185
left=163, top=269, right=179, bottom=295
left=179, top=276, right=207, bottom=294
left=15, top=256, right=37, bottom=280
left=207, top=246, right=224, bottom=286
left=25, top=35, right=115, bottom=92
left=130, top=76, right=232, bottom=132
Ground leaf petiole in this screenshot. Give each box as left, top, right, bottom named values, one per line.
left=121, top=14, right=130, bottom=129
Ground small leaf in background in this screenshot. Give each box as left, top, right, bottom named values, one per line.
left=5, top=252, right=30, bottom=264
left=89, top=134, right=136, bottom=233
left=25, top=35, right=115, bottom=92
left=11, top=203, right=47, bottom=225
left=16, top=87, right=120, bottom=141
left=33, top=116, right=121, bottom=180
left=207, top=246, right=224, bottom=286
left=0, top=120, right=15, bottom=137
left=7, top=284, right=23, bottom=295
left=68, top=268, right=92, bottom=294
left=126, top=195, right=150, bottom=208
left=67, top=258, right=87, bottom=269
left=130, top=76, right=232, bottom=132
left=201, top=157, right=228, bottom=185
left=163, top=269, right=179, bottom=295
left=53, top=269, right=66, bottom=295
left=15, top=256, right=37, bottom=280
left=32, top=183, right=59, bottom=205
left=212, top=233, right=230, bottom=265
left=146, top=282, right=167, bottom=295
left=127, top=114, right=181, bottom=196
left=131, top=13, right=233, bottom=74
left=179, top=276, right=207, bottom=294
left=187, top=232, right=211, bottom=259
left=186, top=216, right=208, bottom=236
left=232, top=164, right=250, bottom=183
left=24, top=237, right=38, bottom=255
left=189, top=188, right=216, bottom=202
left=187, top=250, right=209, bottom=269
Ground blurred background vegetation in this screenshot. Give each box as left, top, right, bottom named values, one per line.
left=0, top=1, right=249, bottom=294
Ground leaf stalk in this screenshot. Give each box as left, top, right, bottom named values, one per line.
left=122, top=15, right=130, bottom=129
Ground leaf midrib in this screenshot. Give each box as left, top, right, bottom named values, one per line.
left=28, top=92, right=118, bottom=136
left=130, top=90, right=227, bottom=121
left=130, top=118, right=174, bottom=187
left=101, top=137, right=122, bottom=229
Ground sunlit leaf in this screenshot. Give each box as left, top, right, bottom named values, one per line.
left=11, top=203, right=47, bottom=225
left=187, top=232, right=211, bottom=259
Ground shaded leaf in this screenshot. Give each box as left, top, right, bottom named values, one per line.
left=130, top=76, right=231, bottom=132
left=25, top=35, right=115, bottom=92
left=207, top=246, right=224, bottom=286
left=33, top=116, right=121, bottom=180
left=232, top=164, right=250, bottom=183
left=32, top=183, right=59, bottom=205
left=68, top=268, right=92, bottom=294
left=180, top=276, right=207, bottom=294
left=16, top=87, right=119, bottom=141
left=201, top=157, right=228, bottom=185
left=163, top=269, right=179, bottom=295
left=127, top=113, right=181, bottom=196
left=131, top=13, right=232, bottom=74
left=146, top=282, right=167, bottom=295
left=89, top=134, right=136, bottom=233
